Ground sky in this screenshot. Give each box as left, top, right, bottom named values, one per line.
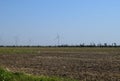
left=0, top=0, right=120, bottom=46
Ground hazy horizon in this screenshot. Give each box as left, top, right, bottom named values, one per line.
left=0, top=0, right=120, bottom=45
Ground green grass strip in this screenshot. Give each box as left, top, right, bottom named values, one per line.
left=0, top=68, right=78, bottom=81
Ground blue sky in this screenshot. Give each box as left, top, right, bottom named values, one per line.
left=0, top=0, right=120, bottom=45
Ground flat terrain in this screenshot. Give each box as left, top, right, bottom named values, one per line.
left=0, top=47, right=120, bottom=81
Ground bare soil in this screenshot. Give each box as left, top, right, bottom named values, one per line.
left=0, top=48, right=120, bottom=81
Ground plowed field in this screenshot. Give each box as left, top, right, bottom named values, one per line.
left=0, top=47, right=120, bottom=81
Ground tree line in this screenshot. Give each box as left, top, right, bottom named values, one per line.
left=0, top=43, right=119, bottom=47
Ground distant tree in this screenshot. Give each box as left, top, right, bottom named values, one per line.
left=90, top=42, right=96, bottom=47
left=80, top=43, right=85, bottom=47
left=112, top=43, right=117, bottom=47
left=104, top=43, right=107, bottom=47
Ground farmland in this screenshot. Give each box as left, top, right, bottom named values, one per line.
left=0, top=47, right=120, bottom=81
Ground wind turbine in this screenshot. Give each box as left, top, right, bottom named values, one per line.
left=14, top=36, right=19, bottom=46
left=0, top=36, right=2, bottom=46
left=53, top=34, right=62, bottom=46
left=56, top=34, right=60, bottom=46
